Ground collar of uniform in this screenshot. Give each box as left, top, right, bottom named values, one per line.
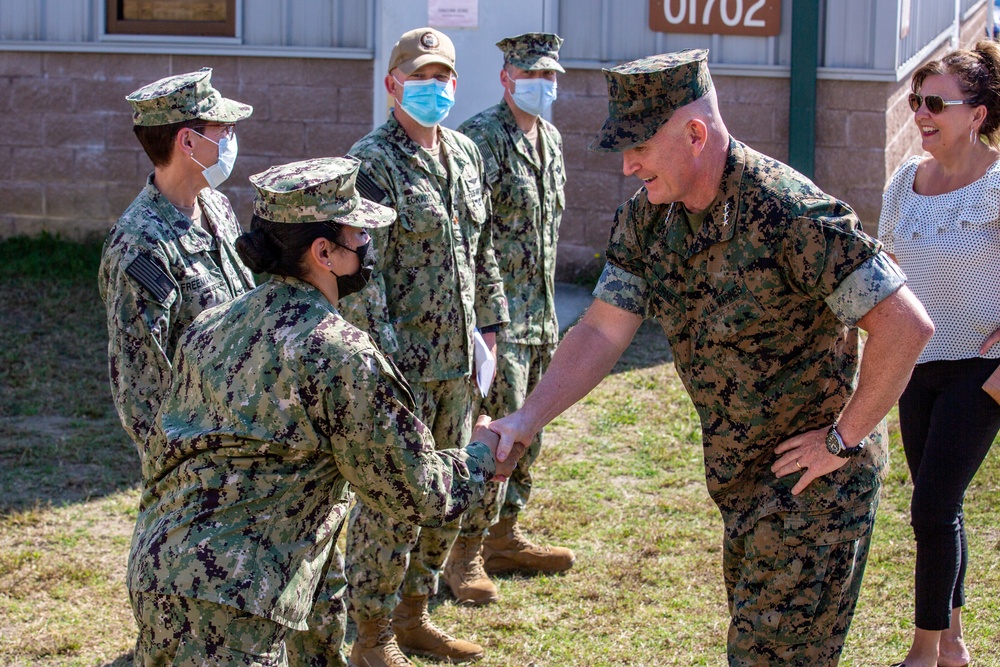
left=144, top=174, right=215, bottom=254
left=498, top=99, right=545, bottom=170
left=273, top=274, right=337, bottom=314
left=664, top=137, right=744, bottom=259
left=385, top=114, right=449, bottom=180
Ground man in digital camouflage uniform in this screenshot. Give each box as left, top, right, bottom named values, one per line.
left=337, top=27, right=509, bottom=667
left=127, top=156, right=518, bottom=667
left=445, top=33, right=575, bottom=607
left=99, top=67, right=254, bottom=454
left=491, top=50, right=935, bottom=666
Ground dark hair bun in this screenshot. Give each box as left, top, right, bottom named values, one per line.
left=235, top=227, right=280, bottom=274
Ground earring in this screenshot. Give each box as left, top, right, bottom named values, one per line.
left=971, top=126, right=978, bottom=144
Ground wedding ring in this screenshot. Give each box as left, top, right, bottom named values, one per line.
left=795, top=461, right=802, bottom=469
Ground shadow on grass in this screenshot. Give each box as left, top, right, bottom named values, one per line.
left=98, top=652, right=135, bottom=667
left=0, top=236, right=140, bottom=515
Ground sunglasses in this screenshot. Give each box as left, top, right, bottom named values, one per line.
left=908, top=93, right=970, bottom=114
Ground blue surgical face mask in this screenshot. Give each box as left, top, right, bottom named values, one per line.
left=510, top=77, right=557, bottom=117
left=190, top=129, right=238, bottom=190
left=395, top=76, right=456, bottom=127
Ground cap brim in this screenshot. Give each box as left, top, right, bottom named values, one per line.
left=199, top=97, right=254, bottom=123
left=396, top=54, right=456, bottom=76
left=588, top=114, right=666, bottom=153
left=348, top=198, right=396, bottom=229
left=518, top=56, right=565, bottom=73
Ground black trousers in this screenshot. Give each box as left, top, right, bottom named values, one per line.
left=898, top=357, right=1000, bottom=630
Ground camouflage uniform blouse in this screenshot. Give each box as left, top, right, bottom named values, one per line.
left=595, top=139, right=906, bottom=538
left=127, top=276, right=496, bottom=630
left=340, top=115, right=509, bottom=380
left=459, top=101, right=565, bottom=345
left=98, top=175, right=254, bottom=449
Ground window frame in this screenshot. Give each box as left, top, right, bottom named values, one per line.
left=105, top=0, right=237, bottom=37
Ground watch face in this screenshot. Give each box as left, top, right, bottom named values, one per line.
left=825, top=429, right=842, bottom=455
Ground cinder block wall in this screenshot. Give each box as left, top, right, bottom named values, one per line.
left=0, top=53, right=374, bottom=242
left=0, top=6, right=984, bottom=280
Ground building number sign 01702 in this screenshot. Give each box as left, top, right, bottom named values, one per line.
left=649, top=0, right=781, bottom=37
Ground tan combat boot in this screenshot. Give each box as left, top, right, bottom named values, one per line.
left=482, top=516, right=576, bottom=575
left=349, top=617, right=413, bottom=667
left=443, top=534, right=499, bottom=606
left=391, top=594, right=484, bottom=663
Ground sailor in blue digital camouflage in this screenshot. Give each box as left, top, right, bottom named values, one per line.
left=490, top=49, right=934, bottom=666
left=98, top=67, right=254, bottom=453
left=447, top=32, right=575, bottom=606
left=336, top=27, right=509, bottom=666
left=126, top=156, right=519, bottom=667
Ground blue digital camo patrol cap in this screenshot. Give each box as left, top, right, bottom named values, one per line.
left=496, top=32, right=565, bottom=73
left=250, top=156, right=396, bottom=228
left=590, top=49, right=713, bottom=153
left=126, top=67, right=252, bottom=127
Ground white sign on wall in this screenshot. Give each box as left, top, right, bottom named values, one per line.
left=429, top=0, right=479, bottom=29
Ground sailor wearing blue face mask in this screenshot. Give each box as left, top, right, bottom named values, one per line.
left=448, top=32, right=573, bottom=608
left=336, top=25, right=510, bottom=667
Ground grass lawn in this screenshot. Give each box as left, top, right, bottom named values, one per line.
left=1, top=236, right=998, bottom=666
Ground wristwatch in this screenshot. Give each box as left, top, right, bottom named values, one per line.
left=825, top=424, right=865, bottom=458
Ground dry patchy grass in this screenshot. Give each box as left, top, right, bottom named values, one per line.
left=1, top=238, right=999, bottom=666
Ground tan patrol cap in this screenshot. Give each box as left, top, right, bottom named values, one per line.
left=388, top=27, right=456, bottom=76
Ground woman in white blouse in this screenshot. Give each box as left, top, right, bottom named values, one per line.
left=879, top=40, right=1000, bottom=667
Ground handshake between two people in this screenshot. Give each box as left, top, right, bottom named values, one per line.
left=471, top=413, right=532, bottom=483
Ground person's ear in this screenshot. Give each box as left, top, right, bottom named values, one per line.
left=177, top=127, right=197, bottom=154
left=688, top=119, right=709, bottom=156
left=310, top=236, right=334, bottom=271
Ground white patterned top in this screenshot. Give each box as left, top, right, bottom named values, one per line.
left=879, top=155, right=1000, bottom=363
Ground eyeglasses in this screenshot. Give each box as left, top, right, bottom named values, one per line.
left=192, top=123, right=236, bottom=139
left=908, top=93, right=970, bottom=114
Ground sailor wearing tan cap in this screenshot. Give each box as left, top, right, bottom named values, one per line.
left=337, top=27, right=509, bottom=667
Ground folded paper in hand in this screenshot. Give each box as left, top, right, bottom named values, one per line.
left=473, top=328, right=496, bottom=398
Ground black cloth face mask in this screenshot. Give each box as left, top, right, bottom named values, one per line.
left=330, top=239, right=373, bottom=298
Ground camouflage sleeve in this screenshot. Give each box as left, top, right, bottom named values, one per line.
left=593, top=195, right=650, bottom=316
left=471, top=150, right=510, bottom=328
left=825, top=252, right=906, bottom=326
left=778, top=198, right=885, bottom=304
left=459, top=122, right=501, bottom=191
left=337, top=159, right=399, bottom=355
left=100, top=247, right=178, bottom=449
left=330, top=349, right=495, bottom=527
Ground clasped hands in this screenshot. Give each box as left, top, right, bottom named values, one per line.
left=471, top=414, right=529, bottom=482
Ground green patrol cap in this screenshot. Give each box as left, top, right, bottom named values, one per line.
left=589, top=49, right=713, bottom=153
left=250, top=157, right=396, bottom=228
left=388, top=27, right=457, bottom=76
left=126, top=67, right=252, bottom=127
left=496, top=32, right=565, bottom=73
